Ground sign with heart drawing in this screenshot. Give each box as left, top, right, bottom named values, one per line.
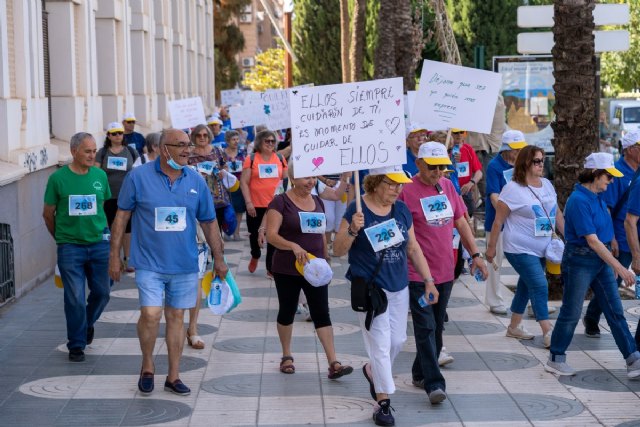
left=289, top=77, right=406, bottom=178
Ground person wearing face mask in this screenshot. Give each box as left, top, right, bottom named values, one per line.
left=109, top=129, right=228, bottom=397
left=545, top=153, right=640, bottom=379
left=483, top=130, right=527, bottom=315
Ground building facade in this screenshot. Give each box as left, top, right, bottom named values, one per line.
left=0, top=0, right=216, bottom=302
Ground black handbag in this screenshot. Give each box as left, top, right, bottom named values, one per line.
left=350, top=250, right=389, bottom=330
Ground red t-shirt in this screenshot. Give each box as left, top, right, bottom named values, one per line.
left=455, top=143, right=482, bottom=187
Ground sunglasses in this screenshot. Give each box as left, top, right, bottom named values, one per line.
left=109, top=132, right=124, bottom=136
left=124, top=120, right=136, bottom=123
left=196, top=133, right=209, bottom=138
left=427, top=164, right=448, bottom=171
left=165, top=142, right=195, bottom=149
left=604, top=172, right=615, bottom=181
left=531, top=158, right=544, bottom=166
left=263, top=139, right=276, bottom=144
left=452, top=131, right=464, bottom=135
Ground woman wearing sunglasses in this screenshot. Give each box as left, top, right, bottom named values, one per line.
left=240, top=130, right=288, bottom=274
left=544, top=152, right=640, bottom=378
left=486, top=145, right=564, bottom=348
left=96, top=121, right=139, bottom=271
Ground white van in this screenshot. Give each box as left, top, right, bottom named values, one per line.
left=610, top=100, right=640, bottom=149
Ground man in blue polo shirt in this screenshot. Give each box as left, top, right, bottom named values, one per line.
left=122, top=112, right=146, bottom=156
left=624, top=151, right=640, bottom=348
left=484, top=130, right=527, bottom=314
left=583, top=130, right=640, bottom=337
left=109, top=128, right=228, bottom=397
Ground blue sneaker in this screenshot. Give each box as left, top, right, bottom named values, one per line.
left=373, top=399, right=394, bottom=426
left=138, top=370, right=154, bottom=395
left=164, top=378, right=190, bottom=396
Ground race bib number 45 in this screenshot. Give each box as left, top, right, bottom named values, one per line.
left=155, top=207, right=187, bottom=231
left=69, top=195, right=97, bottom=216
left=364, top=219, right=405, bottom=252
left=299, top=212, right=326, bottom=234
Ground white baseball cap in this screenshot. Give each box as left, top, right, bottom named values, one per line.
left=622, top=130, right=640, bottom=150
left=106, top=122, right=124, bottom=133
left=122, top=112, right=136, bottom=122
left=207, top=115, right=222, bottom=125
left=584, top=152, right=623, bottom=177
left=500, top=130, right=528, bottom=152
left=417, top=141, right=452, bottom=165
left=368, top=164, right=413, bottom=183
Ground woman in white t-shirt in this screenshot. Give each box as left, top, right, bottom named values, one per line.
left=486, top=146, right=565, bottom=348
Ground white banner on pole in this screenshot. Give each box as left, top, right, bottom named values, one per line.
left=289, top=77, right=406, bottom=178
left=412, top=60, right=502, bottom=134
left=168, top=97, right=207, bottom=130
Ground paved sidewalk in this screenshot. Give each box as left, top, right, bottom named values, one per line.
left=1, top=231, right=640, bottom=426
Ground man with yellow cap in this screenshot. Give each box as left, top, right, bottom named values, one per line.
left=207, top=115, right=226, bottom=146
left=122, top=112, right=146, bottom=157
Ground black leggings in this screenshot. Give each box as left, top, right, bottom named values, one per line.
left=273, top=273, right=331, bottom=329
left=104, top=199, right=131, bottom=233
left=246, top=207, right=274, bottom=272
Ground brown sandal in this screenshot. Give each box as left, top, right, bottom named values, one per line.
left=328, top=361, right=353, bottom=379
left=187, top=333, right=205, bottom=350
left=280, top=356, right=295, bottom=374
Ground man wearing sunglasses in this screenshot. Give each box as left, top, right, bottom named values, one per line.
left=122, top=112, right=146, bottom=157
left=450, top=129, right=483, bottom=218
left=109, top=128, right=228, bottom=397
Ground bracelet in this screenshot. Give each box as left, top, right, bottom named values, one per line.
left=258, top=227, right=266, bottom=233
left=347, top=227, right=358, bottom=237
left=424, top=277, right=435, bottom=284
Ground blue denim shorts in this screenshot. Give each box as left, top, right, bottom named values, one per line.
left=136, top=270, right=199, bottom=309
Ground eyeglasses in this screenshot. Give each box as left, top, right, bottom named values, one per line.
left=165, top=142, right=195, bottom=149
left=427, top=164, right=448, bottom=171
left=382, top=179, right=404, bottom=191
left=196, top=133, right=209, bottom=138
left=109, top=132, right=124, bottom=136
left=452, top=131, right=464, bottom=135
left=263, top=139, right=276, bottom=144
left=531, top=158, right=544, bottom=166
left=124, top=120, right=136, bottom=124
left=604, top=172, right=615, bottom=181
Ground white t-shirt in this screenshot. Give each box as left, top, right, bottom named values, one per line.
left=499, top=178, right=557, bottom=257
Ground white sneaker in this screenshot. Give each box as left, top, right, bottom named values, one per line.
left=438, top=348, right=454, bottom=366
left=490, top=305, right=508, bottom=315
left=545, top=360, right=576, bottom=376
left=506, top=324, right=535, bottom=340
left=627, top=358, right=640, bottom=379
left=543, top=329, right=553, bottom=348
left=303, top=303, right=312, bottom=322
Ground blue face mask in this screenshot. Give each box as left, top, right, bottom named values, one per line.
left=165, top=147, right=184, bottom=170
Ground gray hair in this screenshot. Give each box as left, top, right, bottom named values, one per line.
left=225, top=130, right=240, bottom=143
left=70, top=132, right=94, bottom=151
left=145, top=132, right=161, bottom=153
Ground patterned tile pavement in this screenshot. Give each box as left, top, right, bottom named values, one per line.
left=2, top=227, right=640, bottom=426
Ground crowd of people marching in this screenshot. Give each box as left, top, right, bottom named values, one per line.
left=43, top=106, right=640, bottom=426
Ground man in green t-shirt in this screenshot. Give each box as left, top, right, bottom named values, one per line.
left=43, top=132, right=112, bottom=362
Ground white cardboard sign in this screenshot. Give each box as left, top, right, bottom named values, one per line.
left=243, top=91, right=263, bottom=105
left=221, top=89, right=243, bottom=106
left=289, top=77, right=406, bottom=178
left=168, top=97, right=207, bottom=130
left=412, top=60, right=502, bottom=134
left=229, top=103, right=267, bottom=129
left=263, top=89, right=291, bottom=130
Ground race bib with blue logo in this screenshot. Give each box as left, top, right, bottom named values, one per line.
left=299, top=212, right=326, bottom=234
left=457, top=161, right=470, bottom=178
left=420, top=195, right=454, bottom=223
left=226, top=160, right=243, bottom=173
left=155, top=207, right=187, bottom=231
left=68, top=195, right=97, bottom=216
left=258, top=163, right=279, bottom=179
left=534, top=217, right=555, bottom=237
left=196, top=161, right=215, bottom=175
left=107, top=157, right=127, bottom=171
left=364, top=219, right=404, bottom=252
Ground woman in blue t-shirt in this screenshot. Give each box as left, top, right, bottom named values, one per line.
left=544, top=152, right=640, bottom=378
left=333, top=165, right=437, bottom=427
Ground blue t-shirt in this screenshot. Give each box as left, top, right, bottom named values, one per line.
left=484, top=155, right=513, bottom=231
left=117, top=158, right=216, bottom=274
left=403, top=149, right=418, bottom=177
left=564, top=184, right=614, bottom=246
left=343, top=199, right=412, bottom=292
left=624, top=175, right=640, bottom=242
left=222, top=118, right=232, bottom=131
left=124, top=131, right=146, bottom=156
left=602, top=157, right=636, bottom=252
left=212, top=132, right=226, bottom=146
left=244, top=126, right=255, bottom=143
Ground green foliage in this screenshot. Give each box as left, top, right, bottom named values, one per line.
left=446, top=0, right=521, bottom=70
left=600, top=0, right=640, bottom=96
left=292, top=0, right=342, bottom=85
left=214, top=0, right=251, bottom=92
left=242, top=48, right=286, bottom=91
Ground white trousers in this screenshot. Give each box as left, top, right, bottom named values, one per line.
left=323, top=195, right=347, bottom=233
left=358, top=286, right=409, bottom=395
left=484, top=230, right=505, bottom=308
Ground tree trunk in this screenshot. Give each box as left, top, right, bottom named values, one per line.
left=549, top=0, right=597, bottom=300
left=349, top=0, right=366, bottom=82
left=340, top=0, right=351, bottom=83
left=394, top=0, right=415, bottom=91
left=374, top=0, right=396, bottom=79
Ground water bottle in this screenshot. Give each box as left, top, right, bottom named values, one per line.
left=211, top=277, right=222, bottom=306
left=452, top=144, right=460, bottom=157
left=465, top=252, right=485, bottom=282
left=102, top=227, right=111, bottom=242
left=635, top=275, right=640, bottom=300
left=418, top=292, right=435, bottom=308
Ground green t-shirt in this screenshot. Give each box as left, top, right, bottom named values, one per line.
left=44, top=165, right=111, bottom=244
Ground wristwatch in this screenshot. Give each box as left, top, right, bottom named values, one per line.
left=471, top=252, right=483, bottom=259
left=470, top=179, right=476, bottom=185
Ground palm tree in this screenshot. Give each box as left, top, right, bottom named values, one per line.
left=340, top=0, right=351, bottom=83
left=349, top=0, right=367, bottom=82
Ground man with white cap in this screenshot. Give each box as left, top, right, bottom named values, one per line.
left=398, top=141, right=488, bottom=403
left=207, top=115, right=226, bottom=146
left=483, top=130, right=527, bottom=314
left=122, top=112, right=146, bottom=157
left=402, top=125, right=429, bottom=176
left=583, top=130, right=640, bottom=338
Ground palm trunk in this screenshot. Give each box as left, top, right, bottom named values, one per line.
left=340, top=0, right=351, bottom=83
left=349, top=0, right=366, bottom=82
left=374, top=0, right=396, bottom=78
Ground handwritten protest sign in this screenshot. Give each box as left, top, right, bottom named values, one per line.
left=168, top=97, right=207, bottom=129
left=289, top=77, right=406, bottom=178
left=221, top=89, right=243, bottom=106
left=229, top=102, right=267, bottom=129
left=262, top=89, right=291, bottom=130
left=412, top=60, right=501, bottom=134
left=243, top=91, right=263, bottom=105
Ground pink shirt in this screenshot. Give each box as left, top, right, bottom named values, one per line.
left=399, top=176, right=466, bottom=284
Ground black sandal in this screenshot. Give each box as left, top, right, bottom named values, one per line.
left=328, top=360, right=353, bottom=380
left=280, top=356, right=295, bottom=374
